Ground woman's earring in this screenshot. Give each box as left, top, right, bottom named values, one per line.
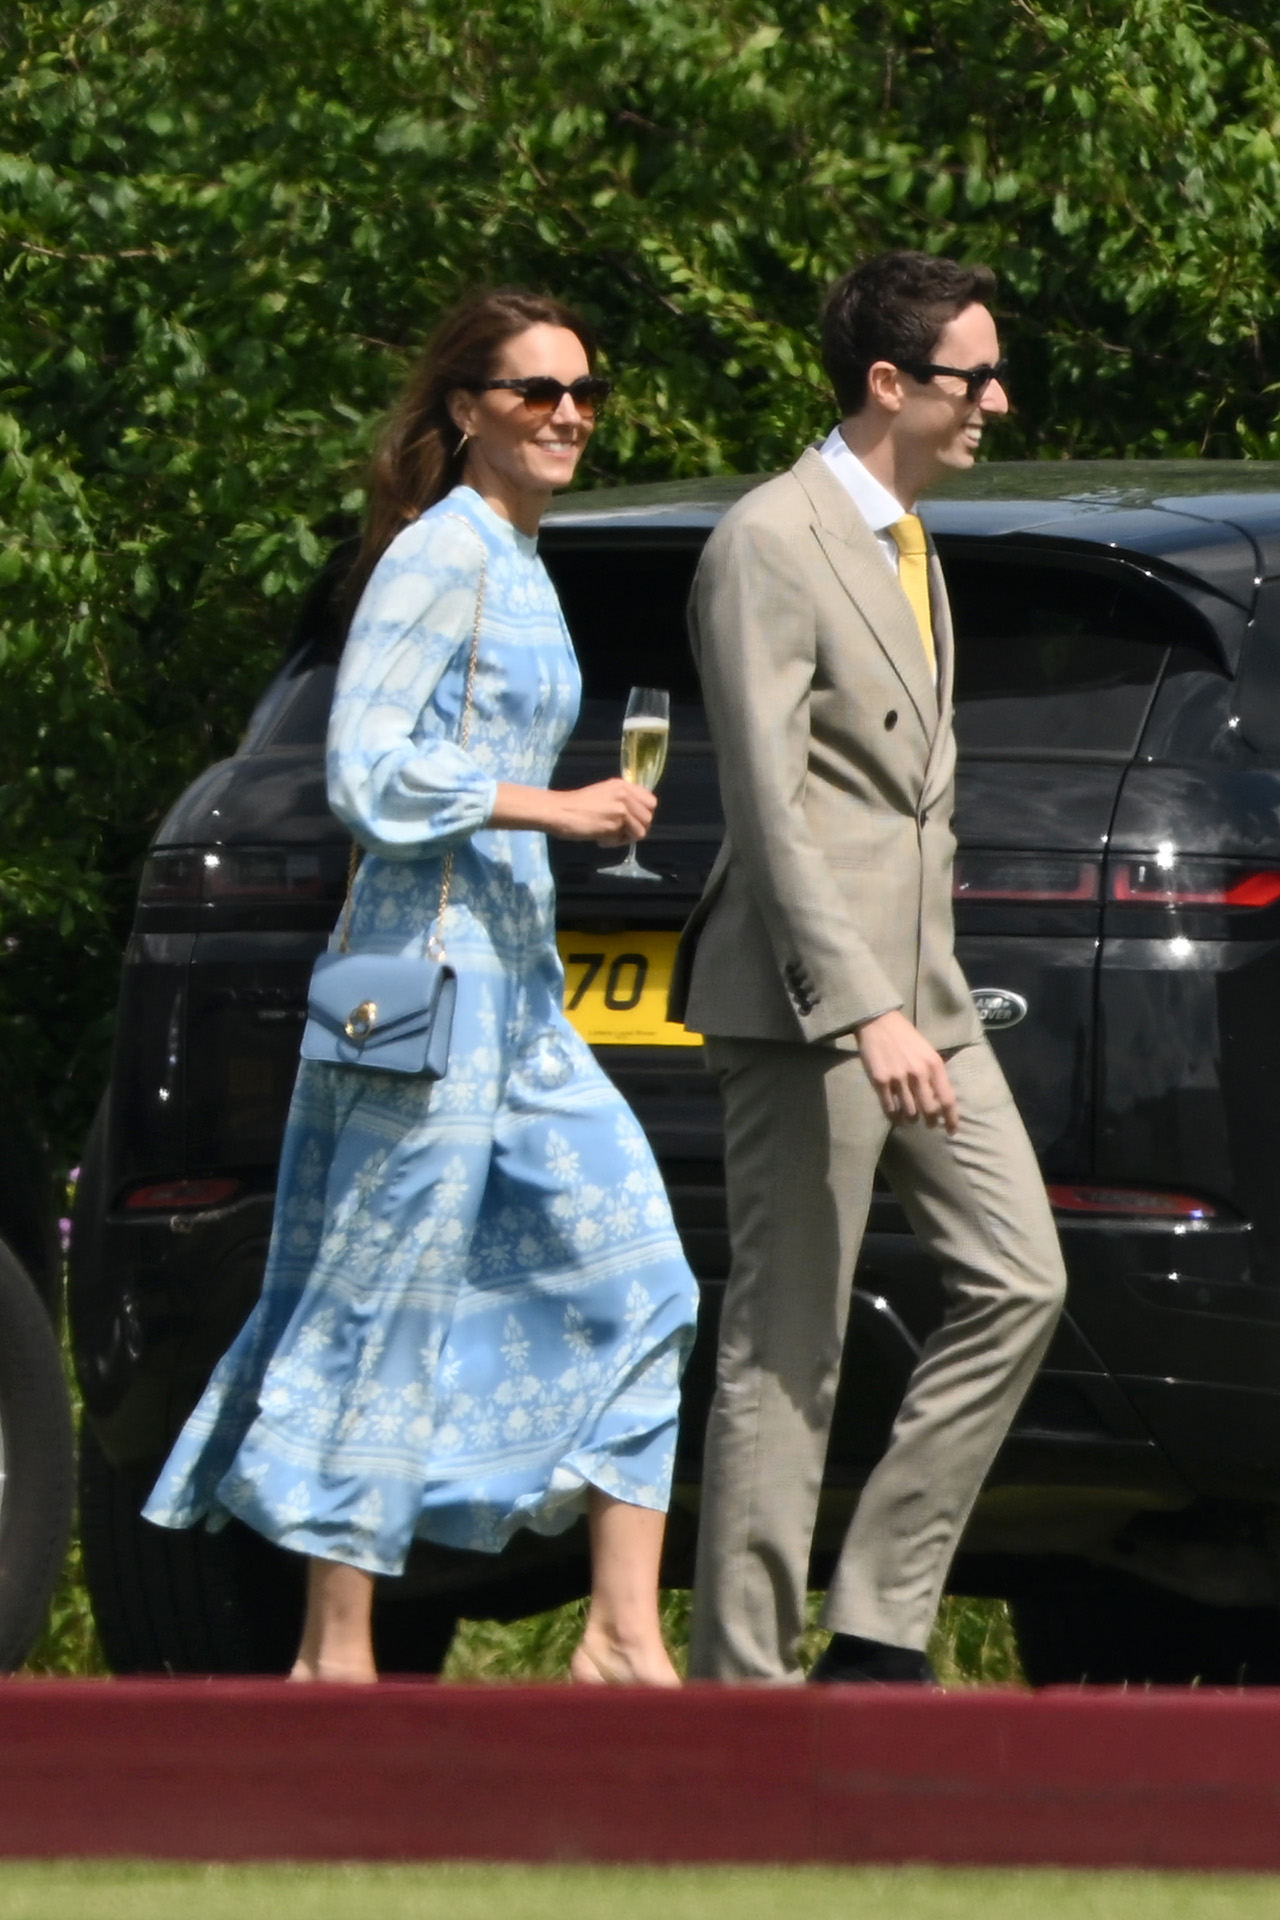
left=456, top=429, right=471, bottom=456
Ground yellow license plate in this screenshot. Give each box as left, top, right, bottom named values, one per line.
left=558, top=931, right=702, bottom=1047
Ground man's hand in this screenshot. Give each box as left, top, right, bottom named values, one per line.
left=854, top=1009, right=959, bottom=1134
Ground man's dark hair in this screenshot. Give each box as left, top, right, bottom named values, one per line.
left=821, top=252, right=997, bottom=415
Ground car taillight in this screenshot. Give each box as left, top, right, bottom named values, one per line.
left=954, top=853, right=1101, bottom=902
left=1047, top=1184, right=1218, bottom=1221
left=123, top=1178, right=241, bottom=1211
left=1109, top=856, right=1280, bottom=908
left=139, top=846, right=348, bottom=904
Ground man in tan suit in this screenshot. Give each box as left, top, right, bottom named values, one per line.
left=671, top=252, right=1067, bottom=1683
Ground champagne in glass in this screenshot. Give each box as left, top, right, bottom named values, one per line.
left=598, top=687, right=669, bottom=881
left=621, top=713, right=670, bottom=791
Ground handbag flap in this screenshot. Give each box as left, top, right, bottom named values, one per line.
left=306, top=952, right=452, bottom=1048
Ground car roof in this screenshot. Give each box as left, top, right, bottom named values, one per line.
left=543, top=459, right=1280, bottom=623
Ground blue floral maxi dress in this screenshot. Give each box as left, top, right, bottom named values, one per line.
left=145, top=487, right=699, bottom=1575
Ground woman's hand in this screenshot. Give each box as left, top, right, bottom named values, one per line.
left=551, top=779, right=658, bottom=844
left=490, top=780, right=657, bottom=844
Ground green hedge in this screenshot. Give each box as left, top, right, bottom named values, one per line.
left=3, top=0, right=1280, bottom=1152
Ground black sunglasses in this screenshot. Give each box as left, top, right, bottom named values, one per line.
left=463, top=375, right=612, bottom=416
left=894, top=358, right=1010, bottom=402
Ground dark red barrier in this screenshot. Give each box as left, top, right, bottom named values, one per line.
left=3, top=1679, right=1280, bottom=1868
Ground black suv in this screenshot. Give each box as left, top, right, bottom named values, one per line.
left=69, top=461, right=1280, bottom=1684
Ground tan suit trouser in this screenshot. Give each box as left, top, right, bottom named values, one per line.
left=689, top=1035, right=1066, bottom=1681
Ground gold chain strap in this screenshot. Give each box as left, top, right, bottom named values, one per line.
left=339, top=536, right=487, bottom=961
left=338, top=840, right=361, bottom=953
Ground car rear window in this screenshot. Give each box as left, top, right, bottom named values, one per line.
left=244, top=539, right=1211, bottom=763
left=942, top=553, right=1205, bottom=756
left=541, top=539, right=704, bottom=736
left=244, top=539, right=707, bottom=752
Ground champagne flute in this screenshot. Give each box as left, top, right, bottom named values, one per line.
left=598, top=687, right=670, bottom=882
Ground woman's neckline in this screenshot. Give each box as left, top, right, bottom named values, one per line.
left=450, top=485, right=540, bottom=558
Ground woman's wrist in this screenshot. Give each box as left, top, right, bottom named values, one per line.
left=489, top=782, right=565, bottom=834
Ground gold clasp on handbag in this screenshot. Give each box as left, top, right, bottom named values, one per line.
left=345, top=1000, right=377, bottom=1040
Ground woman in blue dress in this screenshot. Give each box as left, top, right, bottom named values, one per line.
left=145, top=290, right=699, bottom=1686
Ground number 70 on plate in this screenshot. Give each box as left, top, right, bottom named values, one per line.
left=556, top=931, right=702, bottom=1047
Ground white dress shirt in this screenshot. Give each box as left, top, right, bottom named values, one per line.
left=818, top=425, right=908, bottom=575
left=818, top=425, right=937, bottom=682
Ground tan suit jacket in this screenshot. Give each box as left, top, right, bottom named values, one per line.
left=670, top=446, right=981, bottom=1054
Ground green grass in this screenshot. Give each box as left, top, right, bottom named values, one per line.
left=442, top=1590, right=1024, bottom=1684
left=20, top=1526, right=108, bottom=1678
left=0, top=1864, right=1276, bottom=1920
left=19, top=1304, right=108, bottom=1678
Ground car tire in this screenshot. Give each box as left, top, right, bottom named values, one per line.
left=79, top=1423, right=457, bottom=1674
left=1011, top=1561, right=1280, bottom=1686
left=0, top=1238, right=74, bottom=1670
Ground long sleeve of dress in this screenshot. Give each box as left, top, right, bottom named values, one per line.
left=327, top=510, right=500, bottom=858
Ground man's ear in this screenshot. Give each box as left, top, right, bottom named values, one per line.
left=865, top=360, right=905, bottom=415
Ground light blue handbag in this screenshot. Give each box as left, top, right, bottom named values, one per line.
left=300, top=541, right=483, bottom=1081
left=301, top=948, right=457, bottom=1078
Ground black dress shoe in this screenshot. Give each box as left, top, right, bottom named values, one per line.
left=808, top=1632, right=938, bottom=1685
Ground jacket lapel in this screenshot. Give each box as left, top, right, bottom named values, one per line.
left=793, top=449, right=938, bottom=741
left=928, top=545, right=953, bottom=714
left=918, top=543, right=955, bottom=807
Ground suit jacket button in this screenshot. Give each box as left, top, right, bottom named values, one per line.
left=884, top=710, right=898, bottom=730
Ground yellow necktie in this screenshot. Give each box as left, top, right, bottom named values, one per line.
left=889, top=514, right=936, bottom=679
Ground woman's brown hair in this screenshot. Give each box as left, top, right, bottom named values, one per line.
left=346, top=287, right=597, bottom=614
